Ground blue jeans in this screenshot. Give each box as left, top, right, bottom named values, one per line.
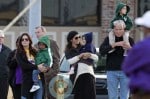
left=21, top=80, right=43, bottom=99
left=107, top=71, right=129, bottom=99
left=32, top=70, right=40, bottom=85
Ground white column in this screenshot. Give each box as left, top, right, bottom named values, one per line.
left=29, top=0, right=41, bottom=44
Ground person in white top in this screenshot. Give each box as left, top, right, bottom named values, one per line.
left=65, top=31, right=98, bottom=99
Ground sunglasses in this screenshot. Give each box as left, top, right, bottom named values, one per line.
left=74, top=36, right=81, bottom=40
left=21, top=38, right=29, bottom=41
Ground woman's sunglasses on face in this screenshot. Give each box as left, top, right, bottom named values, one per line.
left=21, top=38, right=29, bottom=41
left=74, top=36, right=81, bottom=40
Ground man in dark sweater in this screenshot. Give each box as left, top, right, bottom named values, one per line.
left=0, top=30, right=11, bottom=99
left=100, top=20, right=134, bottom=99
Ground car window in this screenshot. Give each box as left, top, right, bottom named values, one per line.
left=60, top=55, right=70, bottom=72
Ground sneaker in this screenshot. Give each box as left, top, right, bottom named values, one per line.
left=30, top=85, right=40, bottom=92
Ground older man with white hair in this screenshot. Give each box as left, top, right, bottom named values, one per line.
left=100, top=20, right=135, bottom=99
left=0, top=30, right=11, bottom=99
left=122, top=11, right=150, bottom=99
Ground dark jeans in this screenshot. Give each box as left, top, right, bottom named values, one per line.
left=0, top=77, right=9, bottom=99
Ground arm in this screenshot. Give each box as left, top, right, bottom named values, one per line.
left=100, top=37, right=113, bottom=56
left=122, top=37, right=135, bottom=50
left=67, top=56, right=80, bottom=64
left=81, top=52, right=98, bottom=62
left=47, top=40, right=60, bottom=74
left=90, top=53, right=98, bottom=62
left=7, top=50, right=17, bottom=69
left=125, top=17, right=133, bottom=30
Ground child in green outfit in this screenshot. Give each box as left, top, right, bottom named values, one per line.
left=110, top=2, right=133, bottom=30
left=30, top=35, right=53, bottom=92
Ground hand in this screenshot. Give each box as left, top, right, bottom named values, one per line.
left=112, top=41, right=125, bottom=48
left=82, top=53, right=91, bottom=59
left=78, top=53, right=84, bottom=59
left=122, top=42, right=131, bottom=50
left=38, top=63, right=47, bottom=72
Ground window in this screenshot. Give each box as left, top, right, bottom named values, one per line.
left=0, top=0, right=19, bottom=25
left=138, top=0, right=150, bottom=17
left=42, top=0, right=101, bottom=26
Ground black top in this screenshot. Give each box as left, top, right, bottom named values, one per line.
left=16, top=51, right=37, bottom=81
left=16, top=51, right=37, bottom=98
left=0, top=44, right=11, bottom=78
left=100, top=36, right=134, bottom=71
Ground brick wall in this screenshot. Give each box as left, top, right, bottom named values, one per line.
left=100, top=0, right=137, bottom=43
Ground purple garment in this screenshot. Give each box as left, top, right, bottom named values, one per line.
left=122, top=37, right=150, bottom=93
left=15, top=66, right=22, bottom=84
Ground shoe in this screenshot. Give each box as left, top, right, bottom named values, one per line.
left=30, top=85, right=40, bottom=92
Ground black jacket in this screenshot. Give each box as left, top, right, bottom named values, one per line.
left=16, top=51, right=37, bottom=82
left=100, top=36, right=134, bottom=71
left=16, top=51, right=37, bottom=98
left=0, top=44, right=11, bottom=78
left=7, top=49, right=18, bottom=85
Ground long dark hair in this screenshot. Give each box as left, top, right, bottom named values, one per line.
left=17, top=33, right=37, bottom=57
left=16, top=36, right=20, bottom=48
left=65, top=41, right=73, bottom=52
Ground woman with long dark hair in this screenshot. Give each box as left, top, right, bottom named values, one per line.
left=16, top=33, right=43, bottom=99
left=65, top=31, right=98, bottom=99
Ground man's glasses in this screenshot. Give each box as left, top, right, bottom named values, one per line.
left=74, top=36, right=81, bottom=40
left=21, top=38, right=29, bottom=41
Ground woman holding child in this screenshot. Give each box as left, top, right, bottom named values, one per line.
left=65, top=31, right=98, bottom=99
left=16, top=33, right=44, bottom=99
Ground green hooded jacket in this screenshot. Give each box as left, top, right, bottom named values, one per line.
left=35, top=35, right=53, bottom=67
left=110, top=2, right=133, bottom=30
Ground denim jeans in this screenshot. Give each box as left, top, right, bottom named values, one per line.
left=32, top=70, right=40, bottom=85
left=33, top=80, right=43, bottom=99
left=107, top=71, right=129, bottom=99
left=21, top=80, right=43, bottom=99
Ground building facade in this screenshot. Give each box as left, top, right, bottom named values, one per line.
left=0, top=0, right=149, bottom=54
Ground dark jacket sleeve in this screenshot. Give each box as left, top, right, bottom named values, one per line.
left=110, top=18, right=116, bottom=29
left=16, top=52, right=37, bottom=70
left=100, top=37, right=113, bottom=56
left=50, top=40, right=60, bottom=72
left=7, top=50, right=18, bottom=69
left=125, top=16, right=133, bottom=30
left=44, top=39, right=60, bottom=77
left=129, top=37, right=135, bottom=47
